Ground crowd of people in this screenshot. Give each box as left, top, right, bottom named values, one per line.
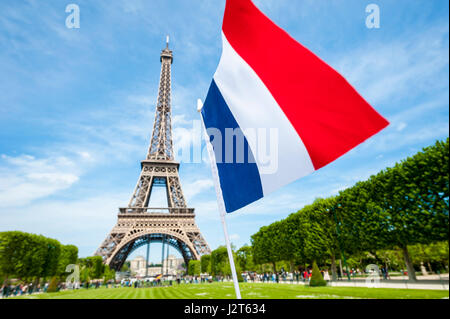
left=1, top=266, right=392, bottom=298
left=1, top=282, right=44, bottom=298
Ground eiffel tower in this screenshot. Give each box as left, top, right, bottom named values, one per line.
left=95, top=39, right=211, bottom=272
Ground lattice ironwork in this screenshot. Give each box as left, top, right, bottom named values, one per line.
left=147, top=46, right=174, bottom=161
left=95, top=41, right=210, bottom=271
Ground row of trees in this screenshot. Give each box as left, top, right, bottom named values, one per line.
left=0, top=231, right=116, bottom=286
left=78, top=256, right=115, bottom=283
left=188, top=246, right=243, bottom=281
left=0, top=231, right=78, bottom=283
left=250, top=139, right=449, bottom=281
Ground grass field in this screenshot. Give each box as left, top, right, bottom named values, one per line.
left=9, top=283, right=449, bottom=299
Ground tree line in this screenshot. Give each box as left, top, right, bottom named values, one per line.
left=0, top=231, right=115, bottom=287
left=250, top=139, right=449, bottom=281
left=0, top=231, right=78, bottom=284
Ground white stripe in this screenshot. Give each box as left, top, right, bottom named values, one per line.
left=213, top=33, right=315, bottom=196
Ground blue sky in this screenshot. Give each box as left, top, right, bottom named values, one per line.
left=0, top=0, right=448, bottom=261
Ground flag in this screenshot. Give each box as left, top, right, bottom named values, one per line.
left=201, top=0, right=389, bottom=213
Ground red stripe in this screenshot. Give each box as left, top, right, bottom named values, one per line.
left=222, top=0, right=389, bottom=170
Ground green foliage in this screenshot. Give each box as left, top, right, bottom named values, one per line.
left=210, top=246, right=228, bottom=276
left=103, top=265, right=116, bottom=282
left=251, top=225, right=283, bottom=271
left=188, top=260, right=201, bottom=276
left=236, top=245, right=256, bottom=272
left=47, top=276, right=59, bottom=293
left=0, top=231, right=68, bottom=280
left=41, top=237, right=61, bottom=278
left=78, top=256, right=106, bottom=279
left=248, top=139, right=449, bottom=281
left=209, top=246, right=243, bottom=281
left=80, top=266, right=91, bottom=283
left=121, top=261, right=130, bottom=272
left=309, top=261, right=327, bottom=287
left=200, top=254, right=211, bottom=274
left=57, top=245, right=78, bottom=278
left=409, top=242, right=449, bottom=271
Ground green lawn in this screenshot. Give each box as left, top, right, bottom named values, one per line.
left=9, top=283, right=449, bottom=299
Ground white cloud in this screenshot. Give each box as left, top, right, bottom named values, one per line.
left=229, top=233, right=240, bottom=241
left=333, top=24, right=449, bottom=105
left=0, top=154, right=83, bottom=208
left=0, top=192, right=128, bottom=256
left=183, top=179, right=214, bottom=201
left=396, top=122, right=407, bottom=132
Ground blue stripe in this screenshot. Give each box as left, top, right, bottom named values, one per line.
left=202, top=80, right=264, bottom=213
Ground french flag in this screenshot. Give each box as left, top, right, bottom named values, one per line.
left=201, top=0, right=389, bottom=213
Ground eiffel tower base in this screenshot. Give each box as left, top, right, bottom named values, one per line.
left=97, top=207, right=209, bottom=271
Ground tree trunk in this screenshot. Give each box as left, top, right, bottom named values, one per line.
left=339, top=259, right=344, bottom=279
left=272, top=262, right=277, bottom=273
left=331, top=254, right=338, bottom=281
left=401, top=245, right=417, bottom=282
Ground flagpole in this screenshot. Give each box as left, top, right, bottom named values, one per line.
left=197, top=99, right=242, bottom=299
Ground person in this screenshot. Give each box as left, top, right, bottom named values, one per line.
left=381, top=266, right=387, bottom=280
left=324, top=270, right=331, bottom=281
left=1, top=284, right=9, bottom=298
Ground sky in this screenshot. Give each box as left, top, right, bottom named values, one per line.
left=0, top=0, right=448, bottom=262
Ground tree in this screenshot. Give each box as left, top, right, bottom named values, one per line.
left=47, top=276, right=59, bottom=293
left=251, top=225, right=283, bottom=272
left=0, top=231, right=79, bottom=284
left=409, top=242, right=449, bottom=273
left=300, top=198, right=345, bottom=280
left=121, top=261, right=130, bottom=272
left=188, top=260, right=201, bottom=276
left=40, top=236, right=62, bottom=279
left=0, top=232, right=30, bottom=281
left=309, top=261, right=327, bottom=287
left=210, top=246, right=243, bottom=281
left=0, top=232, right=48, bottom=281
left=210, top=246, right=228, bottom=276
left=103, top=265, right=116, bottom=282
left=78, top=256, right=105, bottom=279
left=367, top=139, right=449, bottom=281
left=57, top=245, right=78, bottom=278
left=201, top=254, right=211, bottom=274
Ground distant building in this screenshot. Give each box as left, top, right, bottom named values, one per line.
left=129, top=255, right=185, bottom=277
